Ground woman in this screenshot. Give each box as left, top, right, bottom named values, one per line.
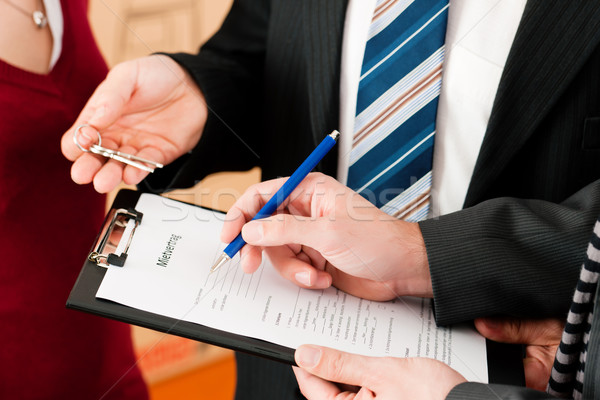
left=0, top=0, right=148, bottom=398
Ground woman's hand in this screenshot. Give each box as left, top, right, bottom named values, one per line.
left=61, top=55, right=207, bottom=193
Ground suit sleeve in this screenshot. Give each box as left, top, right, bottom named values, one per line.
left=447, top=383, right=553, bottom=400
left=140, top=0, right=270, bottom=193
left=419, top=179, right=600, bottom=326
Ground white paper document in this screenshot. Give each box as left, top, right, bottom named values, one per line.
left=96, top=194, right=488, bottom=382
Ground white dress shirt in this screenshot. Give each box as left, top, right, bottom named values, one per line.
left=338, top=0, right=527, bottom=217
left=43, top=0, right=63, bottom=70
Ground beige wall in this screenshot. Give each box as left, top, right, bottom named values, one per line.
left=89, top=0, right=233, bottom=66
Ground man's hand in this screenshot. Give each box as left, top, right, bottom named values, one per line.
left=475, top=317, right=564, bottom=391
left=61, top=55, right=207, bottom=193
left=221, top=172, right=432, bottom=300
left=293, top=345, right=466, bottom=400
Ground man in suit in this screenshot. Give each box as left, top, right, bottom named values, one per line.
left=218, top=173, right=600, bottom=399
left=61, top=0, right=600, bottom=398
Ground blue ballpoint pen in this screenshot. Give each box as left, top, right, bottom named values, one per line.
left=210, top=130, right=340, bottom=273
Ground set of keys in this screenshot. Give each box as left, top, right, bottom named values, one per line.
left=73, top=124, right=163, bottom=173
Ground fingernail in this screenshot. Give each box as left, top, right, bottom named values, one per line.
left=242, top=222, right=263, bottom=243
left=78, top=128, right=94, bottom=147
left=239, top=248, right=252, bottom=273
left=295, top=271, right=311, bottom=286
left=296, top=346, right=321, bottom=368
left=315, top=274, right=332, bottom=287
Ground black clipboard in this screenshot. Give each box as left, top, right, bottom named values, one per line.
left=67, top=189, right=525, bottom=385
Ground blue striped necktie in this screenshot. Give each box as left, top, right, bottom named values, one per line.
left=347, top=0, right=449, bottom=222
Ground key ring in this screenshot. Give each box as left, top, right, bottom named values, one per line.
left=72, top=123, right=163, bottom=173
left=73, top=123, right=102, bottom=152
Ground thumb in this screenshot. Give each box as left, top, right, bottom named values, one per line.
left=295, top=345, right=368, bottom=387
left=241, top=215, right=333, bottom=251
left=475, top=317, right=564, bottom=346
left=62, top=61, right=137, bottom=161
left=86, top=61, right=137, bottom=129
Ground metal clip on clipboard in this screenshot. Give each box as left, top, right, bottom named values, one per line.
left=88, top=208, right=143, bottom=268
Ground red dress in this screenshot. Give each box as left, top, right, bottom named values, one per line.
left=0, top=1, right=148, bottom=398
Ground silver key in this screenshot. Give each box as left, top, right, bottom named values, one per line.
left=73, top=124, right=163, bottom=173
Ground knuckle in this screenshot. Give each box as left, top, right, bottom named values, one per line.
left=320, top=218, right=340, bottom=235
left=272, top=214, right=290, bottom=237
left=309, top=172, right=334, bottom=186
left=323, top=352, right=346, bottom=382
left=309, top=171, right=326, bottom=180
left=239, top=183, right=263, bottom=211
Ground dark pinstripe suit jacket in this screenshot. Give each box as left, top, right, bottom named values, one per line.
left=141, top=1, right=600, bottom=398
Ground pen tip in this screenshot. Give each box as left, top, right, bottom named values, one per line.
left=210, top=253, right=230, bottom=273
left=329, top=130, right=340, bottom=141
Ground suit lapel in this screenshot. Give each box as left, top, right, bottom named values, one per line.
left=302, top=0, right=348, bottom=175
left=464, top=1, right=600, bottom=206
